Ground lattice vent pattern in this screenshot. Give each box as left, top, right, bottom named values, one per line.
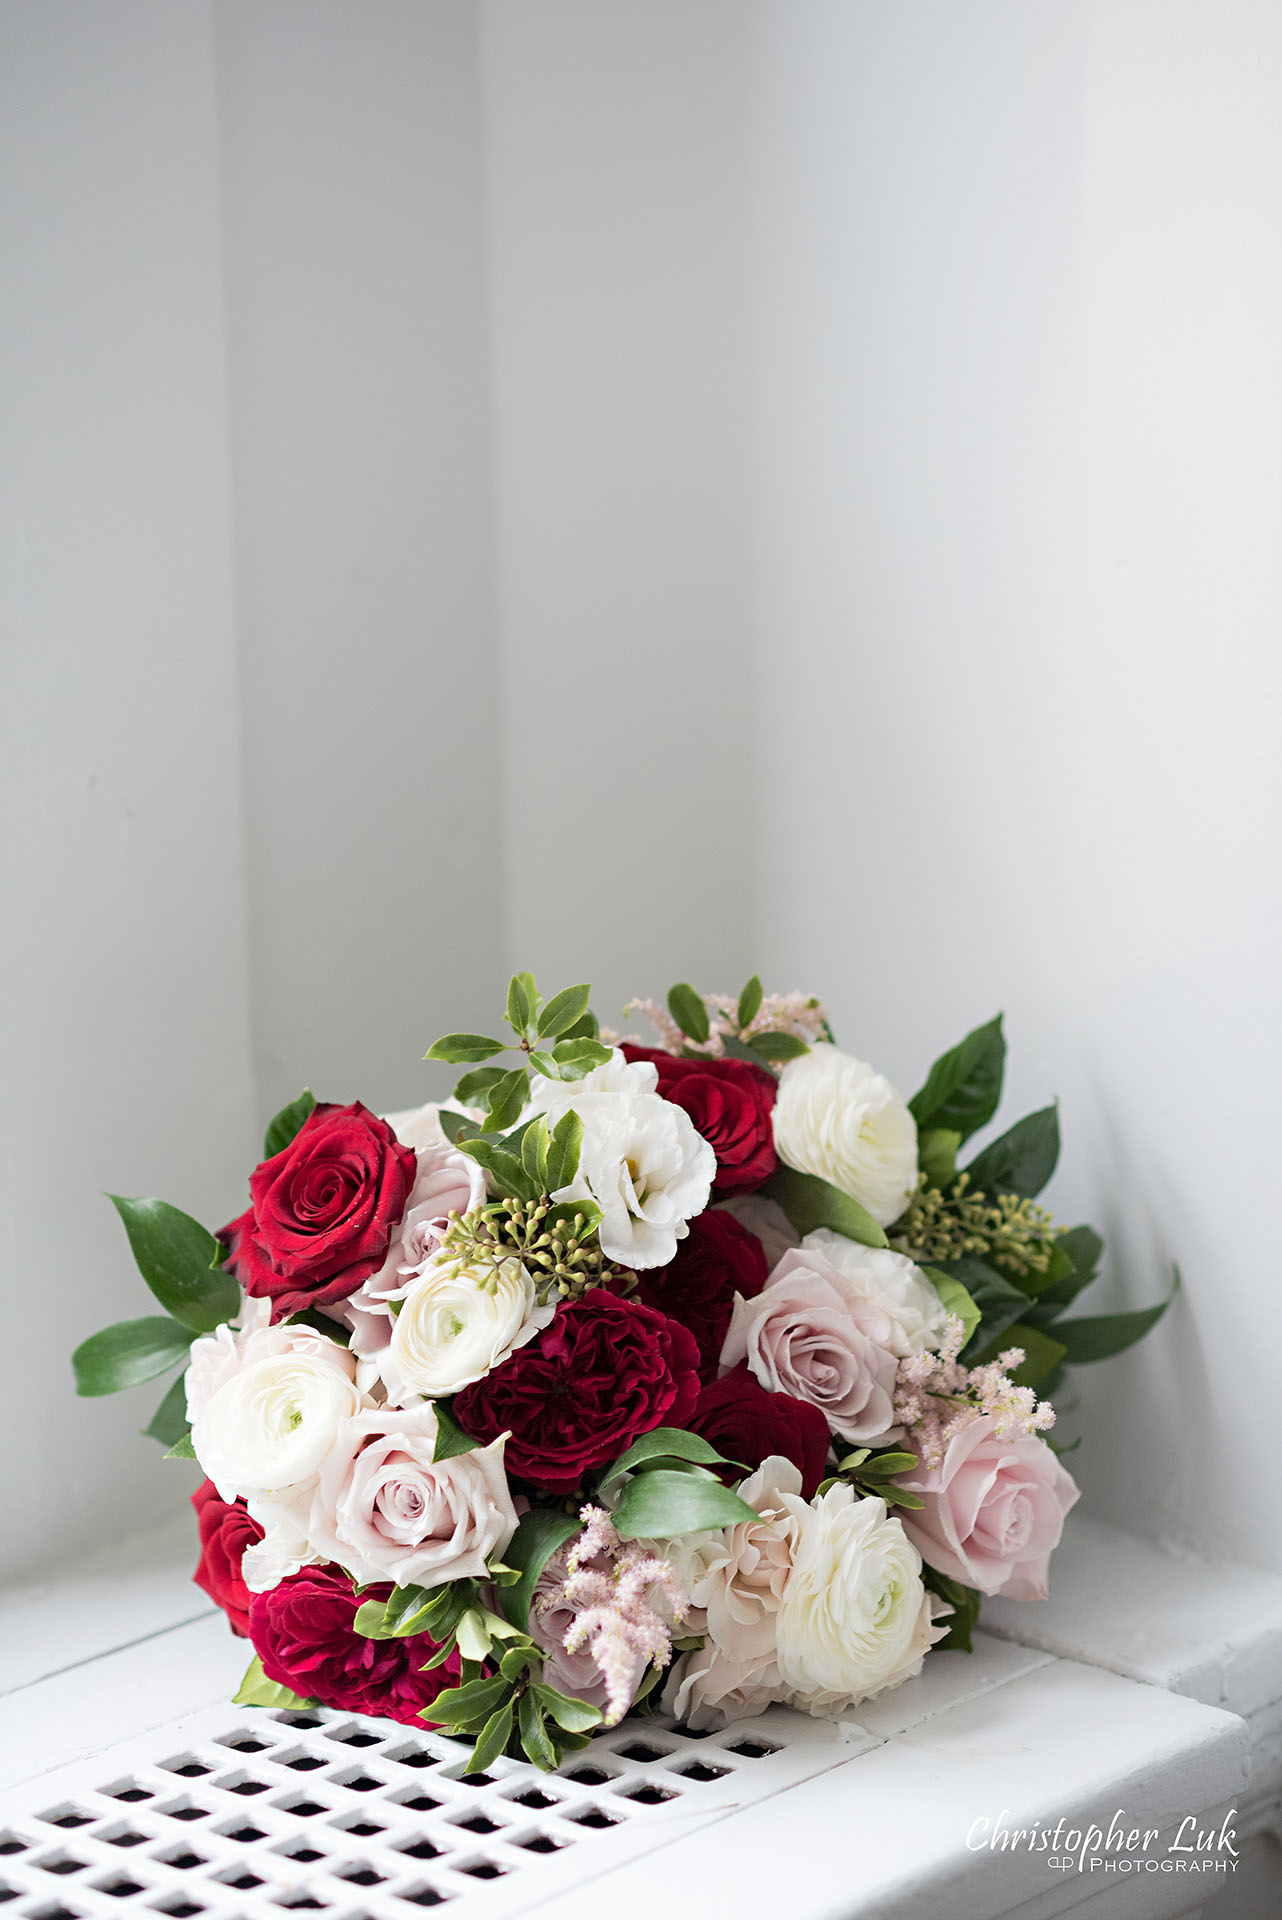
left=0, top=1701, right=821, bottom=1920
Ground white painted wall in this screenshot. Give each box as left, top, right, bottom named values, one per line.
left=481, top=0, right=756, bottom=1029
left=0, top=0, right=255, bottom=1582
left=3, top=0, right=1279, bottom=1583
left=749, top=0, right=1282, bottom=1571
left=214, top=0, right=505, bottom=1119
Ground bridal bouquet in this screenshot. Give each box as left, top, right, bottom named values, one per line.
left=75, top=975, right=1173, bottom=1771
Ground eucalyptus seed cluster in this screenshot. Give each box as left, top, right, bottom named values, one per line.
left=893, top=1171, right=1063, bottom=1278
left=438, top=1200, right=638, bottom=1303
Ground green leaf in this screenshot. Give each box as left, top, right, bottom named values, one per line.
left=963, top=1105, right=1060, bottom=1200
left=143, top=1371, right=191, bottom=1447
left=598, top=1426, right=729, bottom=1493
left=353, top=1599, right=394, bottom=1639
left=667, top=982, right=710, bottom=1044
left=455, top=1609, right=495, bottom=1663
left=73, top=1316, right=193, bottom=1397
left=518, top=1689, right=557, bottom=1770
left=934, top=1256, right=1029, bottom=1355
left=917, top=1128, right=962, bottom=1190
left=481, top=1067, right=530, bottom=1134
left=164, top=1430, right=197, bottom=1460
left=750, top=1030, right=810, bottom=1062
left=837, top=1448, right=871, bottom=1472
left=613, top=1469, right=758, bottom=1540
left=974, top=1322, right=1068, bottom=1388
left=428, top=1676, right=509, bottom=1727
left=924, top=1571, right=982, bottom=1653
left=263, top=1088, right=316, bottom=1160
left=537, top=984, right=592, bottom=1040
left=921, top=1266, right=981, bottom=1346
left=855, top=1451, right=920, bottom=1478
left=452, top=1066, right=508, bottom=1106
left=1029, top=1225, right=1104, bottom=1317
left=878, top=1486, right=926, bottom=1510
left=233, top=1654, right=316, bottom=1710
left=287, top=1308, right=350, bottom=1344
left=107, top=1195, right=239, bottom=1333
left=531, top=1683, right=602, bottom=1734
left=499, top=1644, right=534, bottom=1683
left=544, top=1109, right=583, bottom=1193
left=520, top=1116, right=550, bottom=1189
left=507, top=972, right=540, bottom=1039
left=736, top=975, right=764, bottom=1030
left=476, top=1144, right=539, bottom=1201
left=909, top=1015, right=1006, bottom=1143
left=527, top=1051, right=559, bottom=1078
left=550, top=1037, right=613, bottom=1078
left=433, top=1402, right=480, bottom=1462
left=499, top=1509, right=584, bottom=1631
left=425, top=1032, right=507, bottom=1065
left=1054, top=1269, right=1179, bottom=1364
left=761, top=1166, right=888, bottom=1249
left=438, top=1107, right=479, bottom=1146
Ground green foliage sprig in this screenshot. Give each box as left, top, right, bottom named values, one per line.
left=425, top=974, right=612, bottom=1134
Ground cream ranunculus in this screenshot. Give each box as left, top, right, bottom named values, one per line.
left=530, top=1050, right=716, bottom=1269
left=657, top=1454, right=805, bottom=1730
left=798, top=1229, right=948, bottom=1359
left=772, top=1043, right=918, bottom=1228
left=306, top=1403, right=518, bottom=1588
left=187, top=1319, right=361, bottom=1503
left=380, top=1249, right=551, bottom=1402
left=775, top=1484, right=944, bottom=1705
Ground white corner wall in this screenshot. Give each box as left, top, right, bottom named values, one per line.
left=0, top=0, right=256, bottom=1583
left=748, top=0, right=1282, bottom=1571
left=2, top=0, right=1279, bottom=1585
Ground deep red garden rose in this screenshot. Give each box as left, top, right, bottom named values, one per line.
left=248, top=1566, right=462, bottom=1726
left=690, top=1368, right=831, bottom=1499
left=454, top=1295, right=701, bottom=1492
left=220, top=1101, right=417, bottom=1319
left=637, top=1209, right=768, bottom=1381
left=192, top=1479, right=263, bottom=1637
left=622, top=1045, right=776, bottom=1194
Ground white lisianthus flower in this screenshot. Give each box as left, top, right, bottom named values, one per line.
left=772, top=1043, right=918, bottom=1228
left=799, top=1229, right=948, bottom=1359
left=530, top=1050, right=715, bottom=1269
left=381, top=1250, right=551, bottom=1402
left=775, top=1484, right=944, bottom=1704
left=187, top=1320, right=361, bottom=1503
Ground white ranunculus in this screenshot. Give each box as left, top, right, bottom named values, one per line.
left=240, top=1487, right=313, bottom=1593
left=530, top=1050, right=715, bottom=1269
left=307, top=1403, right=517, bottom=1589
left=775, top=1485, right=942, bottom=1705
left=342, top=1143, right=488, bottom=1379
left=799, top=1229, right=948, bottom=1359
left=381, top=1249, right=551, bottom=1402
left=772, top=1043, right=918, bottom=1228
left=188, top=1321, right=361, bottom=1503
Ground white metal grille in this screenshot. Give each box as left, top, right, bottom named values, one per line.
left=0, top=1699, right=870, bottom=1920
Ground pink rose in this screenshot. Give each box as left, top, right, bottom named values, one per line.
left=898, top=1415, right=1080, bottom=1599
left=719, top=1244, right=898, bottom=1444
left=306, top=1403, right=517, bottom=1590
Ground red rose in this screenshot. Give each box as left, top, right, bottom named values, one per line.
left=622, top=1046, right=776, bottom=1194
left=249, top=1567, right=462, bottom=1726
left=637, top=1210, right=768, bottom=1381
left=454, top=1294, right=701, bottom=1493
left=192, top=1480, right=263, bottom=1637
left=221, top=1101, right=417, bottom=1319
left=690, top=1369, right=831, bottom=1499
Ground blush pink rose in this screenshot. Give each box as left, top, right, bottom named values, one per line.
left=897, top=1415, right=1080, bottom=1599
left=719, top=1244, right=898, bottom=1444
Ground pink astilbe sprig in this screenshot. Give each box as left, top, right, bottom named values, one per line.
left=544, top=1505, right=687, bottom=1727
left=895, top=1316, right=1056, bottom=1472
left=619, top=989, right=831, bottom=1059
